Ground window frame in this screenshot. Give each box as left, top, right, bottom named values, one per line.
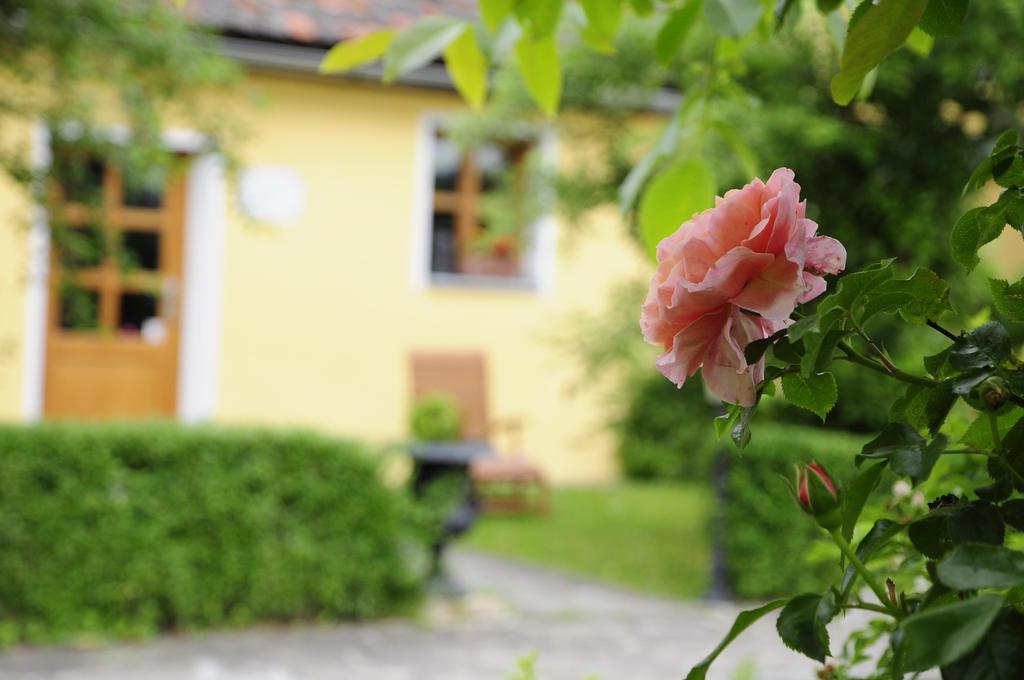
left=410, top=114, right=557, bottom=294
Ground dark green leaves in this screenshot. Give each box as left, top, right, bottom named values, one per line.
left=639, top=158, right=715, bottom=259
left=941, top=608, right=1024, bottom=680
left=918, top=0, right=969, bottom=37
left=860, top=424, right=943, bottom=485
left=841, top=519, right=903, bottom=596
left=684, top=599, right=787, bottom=679
left=781, top=372, right=837, bottom=421
left=949, top=501, right=1005, bottom=547
left=1003, top=499, right=1024, bottom=531
left=831, top=0, right=929, bottom=105
left=514, top=0, right=564, bottom=39
left=990, top=278, right=1024, bottom=322
left=776, top=592, right=836, bottom=662
left=859, top=267, right=951, bottom=324
left=952, top=200, right=1017, bottom=272
left=896, top=595, right=1004, bottom=672
left=703, top=0, right=764, bottom=38
left=937, top=544, right=1024, bottom=590
left=910, top=512, right=954, bottom=559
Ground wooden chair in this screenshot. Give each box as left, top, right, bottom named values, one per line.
left=410, top=352, right=548, bottom=515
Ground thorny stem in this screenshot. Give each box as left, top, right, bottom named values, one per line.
left=926, top=319, right=959, bottom=342
left=829, top=529, right=904, bottom=619
left=836, top=341, right=938, bottom=388
left=844, top=602, right=896, bottom=616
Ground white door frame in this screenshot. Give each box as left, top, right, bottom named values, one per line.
left=22, top=123, right=228, bottom=422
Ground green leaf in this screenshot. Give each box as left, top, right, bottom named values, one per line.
left=629, top=0, right=655, bottom=15
left=960, top=410, right=1023, bottom=450
left=580, top=0, right=623, bottom=51
left=990, top=278, right=1024, bottom=323
left=1003, top=499, right=1024, bottom=531
left=950, top=322, right=1011, bottom=371
left=937, top=544, right=1024, bottom=590
left=514, top=35, right=562, bottom=117
left=842, top=461, right=887, bottom=541
left=949, top=501, right=1005, bottom=547
left=639, top=158, right=716, bottom=260
left=951, top=191, right=1024, bottom=272
left=909, top=512, right=954, bottom=559
left=962, top=156, right=994, bottom=198
left=830, top=0, right=929, bottom=106
left=841, top=519, right=903, bottom=595
left=941, top=608, right=1024, bottom=680
left=858, top=267, right=951, bottom=325
left=383, top=17, right=466, bottom=83
left=776, top=593, right=833, bottom=662
left=515, top=0, right=564, bottom=38
left=924, top=381, right=956, bottom=435
left=800, top=328, right=847, bottom=377
left=781, top=372, right=838, bottom=421
left=711, top=119, right=760, bottom=179
left=685, top=599, right=787, bottom=679
left=919, top=0, right=969, bottom=37
left=896, top=595, right=1004, bottom=672
left=319, top=30, right=395, bottom=74
left=904, top=26, right=934, bottom=56
left=860, top=424, right=941, bottom=484
left=817, top=0, right=843, bottom=11
left=443, top=26, right=488, bottom=110
left=703, top=0, right=764, bottom=38
left=655, top=0, right=703, bottom=64
left=618, top=112, right=683, bottom=213
left=480, top=0, right=516, bottom=31
left=817, top=260, right=895, bottom=321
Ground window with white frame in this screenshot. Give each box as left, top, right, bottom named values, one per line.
left=426, top=126, right=550, bottom=286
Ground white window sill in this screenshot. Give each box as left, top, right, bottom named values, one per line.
left=427, top=272, right=538, bottom=292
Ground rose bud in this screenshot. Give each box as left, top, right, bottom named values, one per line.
left=796, top=461, right=843, bottom=530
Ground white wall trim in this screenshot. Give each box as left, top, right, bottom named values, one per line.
left=176, top=153, right=227, bottom=423
left=20, top=122, right=226, bottom=422
left=21, top=124, right=51, bottom=421
left=408, top=113, right=559, bottom=295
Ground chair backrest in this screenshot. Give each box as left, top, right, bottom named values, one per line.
left=410, top=352, right=489, bottom=441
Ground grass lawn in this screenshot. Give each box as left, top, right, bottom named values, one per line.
left=461, top=483, right=711, bottom=599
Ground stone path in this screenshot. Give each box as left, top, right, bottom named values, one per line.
left=0, top=550, right=875, bottom=680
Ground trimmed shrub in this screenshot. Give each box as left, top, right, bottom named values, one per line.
left=614, top=373, right=718, bottom=481
left=722, top=423, right=870, bottom=599
left=0, top=423, right=424, bottom=645
left=409, top=392, right=461, bottom=442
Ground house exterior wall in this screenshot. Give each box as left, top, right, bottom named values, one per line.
left=0, top=70, right=652, bottom=484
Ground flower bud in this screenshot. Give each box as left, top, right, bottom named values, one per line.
left=971, top=376, right=1011, bottom=412
left=796, top=461, right=843, bottom=530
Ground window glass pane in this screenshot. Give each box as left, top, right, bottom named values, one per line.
left=123, top=166, right=165, bottom=208
left=54, top=226, right=105, bottom=269
left=58, top=287, right=99, bottom=330
left=433, top=133, right=461, bottom=192
left=476, top=143, right=512, bottom=193
left=120, top=231, right=160, bottom=271
left=430, top=212, right=458, bottom=274
left=119, top=292, right=158, bottom=333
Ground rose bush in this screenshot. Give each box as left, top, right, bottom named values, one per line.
left=640, top=169, right=846, bottom=405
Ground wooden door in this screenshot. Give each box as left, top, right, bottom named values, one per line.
left=44, top=156, right=186, bottom=419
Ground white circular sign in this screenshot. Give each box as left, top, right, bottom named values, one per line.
left=238, top=166, right=307, bottom=226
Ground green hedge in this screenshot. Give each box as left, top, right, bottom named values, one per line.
left=723, top=423, right=871, bottom=599
left=0, top=423, right=423, bottom=644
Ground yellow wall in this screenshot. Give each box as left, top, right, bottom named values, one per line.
left=214, top=71, right=648, bottom=483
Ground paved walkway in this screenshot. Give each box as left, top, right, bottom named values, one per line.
left=0, top=550, right=867, bottom=680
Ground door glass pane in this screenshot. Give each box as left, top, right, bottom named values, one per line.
left=54, top=226, right=105, bottom=269
left=120, top=231, right=160, bottom=271
left=123, top=166, right=165, bottom=208
left=119, top=292, right=158, bottom=333
left=52, top=145, right=105, bottom=204
left=58, top=287, right=100, bottom=330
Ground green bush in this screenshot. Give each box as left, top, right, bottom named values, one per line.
left=409, top=392, right=461, bottom=442
left=614, top=373, right=718, bottom=481
left=0, top=423, right=424, bottom=645
left=722, top=423, right=871, bottom=599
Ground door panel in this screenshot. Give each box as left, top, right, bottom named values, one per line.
left=44, top=155, right=186, bottom=420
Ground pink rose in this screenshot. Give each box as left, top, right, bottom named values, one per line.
left=640, top=168, right=846, bottom=406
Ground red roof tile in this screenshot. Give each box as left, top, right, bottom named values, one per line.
left=185, top=0, right=478, bottom=46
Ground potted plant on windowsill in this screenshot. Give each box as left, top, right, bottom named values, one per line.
left=461, top=233, right=520, bottom=277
